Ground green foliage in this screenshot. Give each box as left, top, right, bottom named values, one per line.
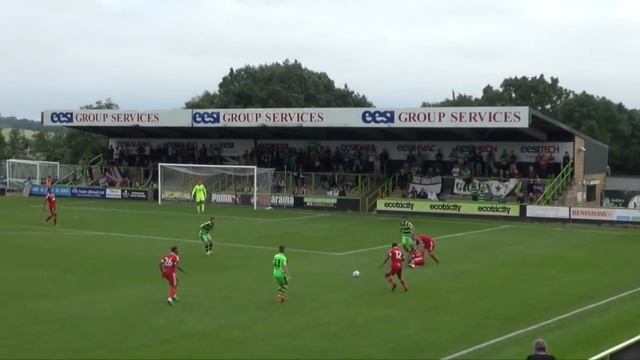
left=6, top=99, right=112, bottom=163
left=81, top=98, right=120, bottom=110
left=424, top=75, right=639, bottom=174
left=0, top=129, right=6, bottom=158
left=185, top=90, right=219, bottom=109
left=7, top=128, right=29, bottom=158
left=185, top=60, right=373, bottom=108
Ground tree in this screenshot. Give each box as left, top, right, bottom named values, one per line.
left=7, top=128, right=29, bottom=158
left=0, top=129, right=6, bottom=159
left=55, top=98, right=115, bottom=163
left=422, top=92, right=479, bottom=107
left=185, top=90, right=219, bottom=109
left=483, top=75, right=573, bottom=117
left=32, top=129, right=51, bottom=159
left=81, top=98, right=119, bottom=110
left=185, top=60, right=373, bottom=108
left=420, top=75, right=640, bottom=174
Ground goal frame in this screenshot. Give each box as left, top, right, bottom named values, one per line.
left=6, top=159, right=60, bottom=189
left=157, top=163, right=260, bottom=210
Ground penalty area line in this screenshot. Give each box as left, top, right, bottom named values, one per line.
left=337, top=225, right=513, bottom=256
left=442, top=286, right=640, bottom=359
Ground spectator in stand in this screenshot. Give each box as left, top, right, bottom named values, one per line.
left=338, top=186, right=346, bottom=197
left=486, top=148, right=496, bottom=177
left=514, top=181, right=525, bottom=204
left=406, top=150, right=416, bottom=168
left=532, top=176, right=544, bottom=201
left=435, top=148, right=444, bottom=174
left=538, top=153, right=548, bottom=179
left=469, top=148, right=477, bottom=176
left=427, top=191, right=438, bottom=201
left=547, top=153, right=556, bottom=178
left=448, top=148, right=457, bottom=172
left=379, top=149, right=389, bottom=174
left=108, top=145, right=115, bottom=163
left=461, top=166, right=472, bottom=192
left=368, top=148, right=376, bottom=173
left=508, top=150, right=518, bottom=177
left=451, top=163, right=461, bottom=177
left=417, top=188, right=427, bottom=199
left=416, top=151, right=425, bottom=174
left=499, top=149, right=509, bottom=179
left=526, top=339, right=555, bottom=360
left=474, top=148, right=483, bottom=176
left=408, top=186, right=417, bottom=199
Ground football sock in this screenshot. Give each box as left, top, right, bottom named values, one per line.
left=386, top=278, right=396, bottom=286
left=401, top=280, right=408, bottom=290
left=278, top=285, right=287, bottom=295
left=169, top=287, right=176, bottom=299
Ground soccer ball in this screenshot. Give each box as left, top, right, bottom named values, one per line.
left=352, top=270, right=360, bottom=278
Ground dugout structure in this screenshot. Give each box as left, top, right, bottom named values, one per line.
left=42, top=107, right=609, bottom=208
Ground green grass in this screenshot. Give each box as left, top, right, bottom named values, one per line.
left=0, top=197, right=639, bottom=359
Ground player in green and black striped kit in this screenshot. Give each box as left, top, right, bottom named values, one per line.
left=273, top=245, right=289, bottom=303
left=400, top=216, right=416, bottom=256
left=199, top=216, right=215, bottom=255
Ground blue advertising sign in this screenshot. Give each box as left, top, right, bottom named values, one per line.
left=30, top=185, right=72, bottom=197
left=70, top=187, right=106, bottom=198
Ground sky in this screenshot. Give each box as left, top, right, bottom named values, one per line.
left=1, top=0, right=639, bottom=120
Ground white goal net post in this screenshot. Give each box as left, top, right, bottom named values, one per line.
left=6, top=159, right=60, bottom=191
left=158, top=163, right=275, bottom=209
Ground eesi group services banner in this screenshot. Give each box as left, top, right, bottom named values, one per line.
left=43, top=110, right=192, bottom=127
left=190, top=107, right=530, bottom=128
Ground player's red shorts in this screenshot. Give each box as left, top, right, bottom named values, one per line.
left=386, top=264, right=403, bottom=278
left=49, top=206, right=56, bottom=214
left=411, top=257, right=425, bottom=267
left=162, top=271, right=177, bottom=287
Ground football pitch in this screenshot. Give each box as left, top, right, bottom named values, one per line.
left=1, top=197, right=639, bottom=359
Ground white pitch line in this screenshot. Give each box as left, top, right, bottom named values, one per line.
left=336, top=225, right=513, bottom=256
left=27, top=205, right=326, bottom=223
left=270, top=213, right=332, bottom=222
left=32, top=226, right=339, bottom=256
left=442, top=286, right=640, bottom=360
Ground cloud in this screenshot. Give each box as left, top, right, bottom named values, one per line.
left=0, top=0, right=638, bottom=119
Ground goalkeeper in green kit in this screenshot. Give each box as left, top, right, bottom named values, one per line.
left=199, top=216, right=215, bottom=255
left=273, top=245, right=289, bottom=303
left=192, top=180, right=207, bottom=214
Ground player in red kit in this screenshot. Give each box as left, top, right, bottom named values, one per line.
left=381, top=242, right=408, bottom=292
left=42, top=189, right=57, bottom=225
left=409, top=249, right=425, bottom=269
left=414, top=234, right=440, bottom=264
left=159, top=246, right=185, bottom=306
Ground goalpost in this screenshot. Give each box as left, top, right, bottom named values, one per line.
left=158, top=163, right=275, bottom=210
left=6, top=159, right=60, bottom=190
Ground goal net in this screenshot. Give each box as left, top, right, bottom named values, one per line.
left=6, top=159, right=60, bottom=191
left=158, top=163, right=275, bottom=209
